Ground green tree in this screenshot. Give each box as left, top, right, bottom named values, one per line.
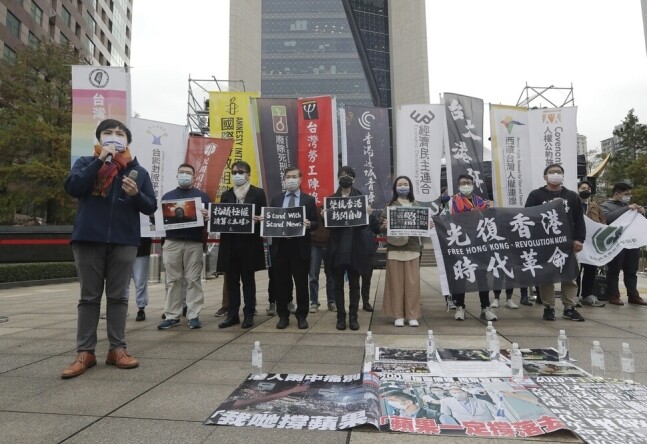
left=600, top=109, right=647, bottom=199
left=0, top=42, right=86, bottom=224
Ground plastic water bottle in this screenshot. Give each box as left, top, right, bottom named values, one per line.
left=510, top=343, right=523, bottom=381
left=252, top=341, right=263, bottom=376
left=486, top=321, right=494, bottom=350
left=426, top=330, right=437, bottom=362
left=590, top=341, right=605, bottom=378
left=490, top=328, right=501, bottom=360
left=621, top=343, right=635, bottom=383
left=364, top=331, right=375, bottom=371
left=557, top=330, right=569, bottom=362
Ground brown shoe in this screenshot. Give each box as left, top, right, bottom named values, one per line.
left=106, top=348, right=139, bottom=369
left=608, top=297, right=625, bottom=306
left=628, top=296, right=647, bottom=306
left=61, top=351, right=96, bottom=379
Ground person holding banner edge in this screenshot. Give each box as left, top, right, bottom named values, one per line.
left=380, top=176, right=425, bottom=327
left=524, top=163, right=586, bottom=322
left=217, top=161, right=267, bottom=329
left=265, top=166, right=317, bottom=329
left=449, top=174, right=497, bottom=322
left=601, top=182, right=647, bottom=306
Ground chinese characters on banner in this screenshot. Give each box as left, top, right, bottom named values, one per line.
left=297, top=96, right=338, bottom=205
left=253, top=98, right=298, bottom=201
left=209, top=91, right=261, bottom=195
left=444, top=93, right=489, bottom=199
left=260, top=207, right=306, bottom=237
left=208, top=203, right=255, bottom=234
left=324, top=196, right=369, bottom=228
left=395, top=104, right=445, bottom=203
left=386, top=206, right=431, bottom=237
left=340, top=105, right=391, bottom=210
left=432, top=200, right=578, bottom=294
left=71, top=66, right=130, bottom=166
left=489, top=105, right=531, bottom=207
left=185, top=135, right=233, bottom=202
left=528, top=107, right=578, bottom=191
left=129, top=118, right=187, bottom=237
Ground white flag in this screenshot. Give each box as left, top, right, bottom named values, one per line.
left=577, top=211, right=647, bottom=266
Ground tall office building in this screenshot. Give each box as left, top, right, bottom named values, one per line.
left=1, top=0, right=132, bottom=67
left=229, top=0, right=429, bottom=109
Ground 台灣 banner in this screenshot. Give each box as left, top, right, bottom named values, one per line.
left=260, top=207, right=306, bottom=237
left=324, top=196, right=369, bottom=228
left=386, top=206, right=431, bottom=237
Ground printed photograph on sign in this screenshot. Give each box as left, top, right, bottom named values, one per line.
left=157, top=197, right=204, bottom=230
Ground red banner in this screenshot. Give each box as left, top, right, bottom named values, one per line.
left=297, top=96, right=337, bottom=205
left=185, top=136, right=233, bottom=202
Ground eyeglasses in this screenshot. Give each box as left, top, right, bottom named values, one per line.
left=458, top=181, right=473, bottom=186
left=231, top=170, right=247, bottom=175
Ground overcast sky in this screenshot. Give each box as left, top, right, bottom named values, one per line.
left=130, top=0, right=647, bottom=151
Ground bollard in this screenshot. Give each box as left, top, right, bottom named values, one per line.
left=148, top=253, right=161, bottom=283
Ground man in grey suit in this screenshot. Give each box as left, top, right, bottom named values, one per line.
left=269, top=166, right=318, bottom=330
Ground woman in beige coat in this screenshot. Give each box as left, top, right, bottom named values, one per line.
left=380, top=176, right=423, bottom=327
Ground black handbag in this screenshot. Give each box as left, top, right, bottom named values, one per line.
left=592, top=267, right=608, bottom=301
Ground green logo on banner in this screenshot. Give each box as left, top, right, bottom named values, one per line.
left=592, top=226, right=624, bottom=254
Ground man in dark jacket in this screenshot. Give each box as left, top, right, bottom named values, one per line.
left=524, top=163, right=586, bottom=322
left=62, top=119, right=157, bottom=379
left=601, top=182, right=647, bottom=306
left=327, top=166, right=370, bottom=331
left=217, top=161, right=267, bottom=329
left=157, top=164, right=210, bottom=330
left=269, top=166, right=318, bottom=329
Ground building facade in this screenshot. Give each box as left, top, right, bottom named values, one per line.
left=229, top=0, right=429, bottom=109
left=1, top=0, right=132, bottom=67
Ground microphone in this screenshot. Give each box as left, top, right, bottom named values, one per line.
left=104, top=154, right=113, bottom=165
left=119, top=170, right=139, bottom=201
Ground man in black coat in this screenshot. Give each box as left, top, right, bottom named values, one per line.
left=216, top=161, right=267, bottom=329
left=268, top=166, right=318, bottom=329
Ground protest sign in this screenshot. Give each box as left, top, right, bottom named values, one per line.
left=324, top=196, right=369, bottom=228
left=260, top=207, right=306, bottom=237
left=208, top=203, right=255, bottom=234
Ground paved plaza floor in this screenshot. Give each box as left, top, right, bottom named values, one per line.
left=1, top=267, right=646, bottom=443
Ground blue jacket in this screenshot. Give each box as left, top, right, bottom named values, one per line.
left=65, top=156, right=157, bottom=246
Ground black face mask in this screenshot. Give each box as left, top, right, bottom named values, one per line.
left=579, top=190, right=591, bottom=199
left=339, top=176, right=353, bottom=188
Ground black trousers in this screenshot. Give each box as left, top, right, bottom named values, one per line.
left=226, top=252, right=257, bottom=319
left=275, top=239, right=309, bottom=320
left=606, top=248, right=640, bottom=299
left=576, top=263, right=598, bottom=298
left=452, top=291, right=491, bottom=309
left=333, top=265, right=360, bottom=319
left=360, top=257, right=374, bottom=303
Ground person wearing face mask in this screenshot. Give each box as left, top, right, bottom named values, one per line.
left=439, top=385, right=500, bottom=424
left=448, top=174, right=498, bottom=322
left=575, top=180, right=607, bottom=307
left=525, top=163, right=586, bottom=321
left=62, top=119, right=157, bottom=379
left=379, top=176, right=424, bottom=327
left=266, top=166, right=317, bottom=330
left=382, top=389, right=438, bottom=419
left=601, top=182, right=647, bottom=306
left=327, top=166, right=371, bottom=331
left=157, top=164, right=210, bottom=331
left=217, top=161, right=267, bottom=329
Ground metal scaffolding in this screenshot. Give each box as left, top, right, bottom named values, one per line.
left=186, top=77, right=246, bottom=136
left=516, top=83, right=575, bottom=109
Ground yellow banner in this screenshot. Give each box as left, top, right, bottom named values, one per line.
left=209, top=91, right=261, bottom=195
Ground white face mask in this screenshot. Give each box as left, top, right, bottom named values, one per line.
left=621, top=195, right=631, bottom=204
left=177, top=173, right=192, bottom=188
left=285, top=178, right=300, bottom=192
left=100, top=135, right=128, bottom=152
left=547, top=173, right=564, bottom=185
left=452, top=392, right=468, bottom=401
left=233, top=173, right=248, bottom=186
left=459, top=185, right=473, bottom=196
